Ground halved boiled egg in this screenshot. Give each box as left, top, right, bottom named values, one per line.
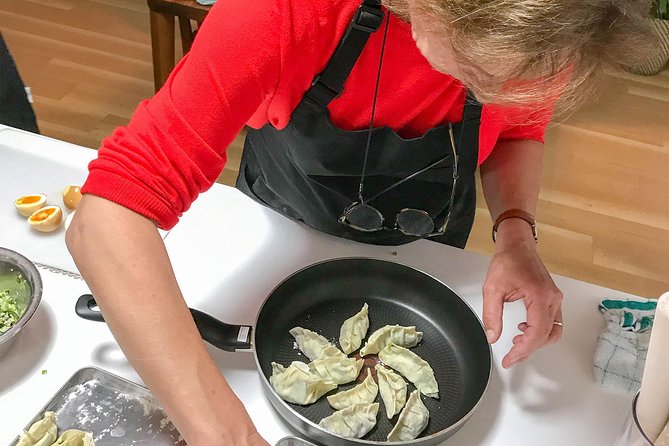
left=14, top=193, right=48, bottom=217
left=62, top=185, right=82, bottom=210
left=28, top=206, right=63, bottom=232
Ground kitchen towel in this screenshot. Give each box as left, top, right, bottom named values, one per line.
left=593, top=297, right=657, bottom=394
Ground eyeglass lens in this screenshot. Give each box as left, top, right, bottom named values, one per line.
left=395, top=209, right=435, bottom=236
left=342, top=203, right=385, bottom=232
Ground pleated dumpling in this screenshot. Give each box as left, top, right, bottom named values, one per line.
left=327, top=369, right=378, bottom=410
left=53, top=430, right=95, bottom=446
left=387, top=390, right=430, bottom=441
left=379, top=344, right=439, bottom=398
left=359, top=325, right=423, bottom=356
left=270, top=361, right=337, bottom=405
left=339, top=303, right=370, bottom=354
left=309, top=355, right=364, bottom=385
left=318, top=402, right=380, bottom=439
left=375, top=364, right=407, bottom=418
left=290, top=327, right=346, bottom=361
left=16, top=411, right=57, bottom=446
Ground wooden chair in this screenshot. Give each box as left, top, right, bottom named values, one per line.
left=147, top=0, right=212, bottom=92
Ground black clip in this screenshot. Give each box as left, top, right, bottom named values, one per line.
left=352, top=4, right=384, bottom=33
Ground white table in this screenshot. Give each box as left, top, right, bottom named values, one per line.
left=0, top=126, right=637, bottom=445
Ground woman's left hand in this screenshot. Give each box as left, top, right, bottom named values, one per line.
left=482, top=218, right=564, bottom=368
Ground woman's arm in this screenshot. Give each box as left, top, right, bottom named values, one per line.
left=66, top=195, right=268, bottom=446
left=479, top=138, right=563, bottom=368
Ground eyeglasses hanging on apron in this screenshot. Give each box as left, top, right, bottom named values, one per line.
left=236, top=0, right=482, bottom=248
left=339, top=10, right=469, bottom=238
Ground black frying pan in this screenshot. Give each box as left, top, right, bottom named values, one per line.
left=76, top=258, right=491, bottom=445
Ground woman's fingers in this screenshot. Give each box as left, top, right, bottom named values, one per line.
left=547, top=308, right=564, bottom=344
left=502, top=288, right=561, bottom=368
left=482, top=286, right=505, bottom=344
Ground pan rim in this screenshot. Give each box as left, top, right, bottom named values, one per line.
left=252, top=256, right=493, bottom=444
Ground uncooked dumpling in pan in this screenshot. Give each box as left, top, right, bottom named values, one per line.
left=318, top=402, right=379, bottom=439
left=290, top=327, right=346, bottom=361
left=339, top=303, right=369, bottom=354
left=387, top=390, right=429, bottom=441
left=359, top=324, right=423, bottom=356
left=326, top=369, right=378, bottom=410
left=270, top=361, right=337, bottom=405
left=309, top=355, right=364, bottom=385
left=375, top=364, right=407, bottom=418
left=379, top=343, right=439, bottom=398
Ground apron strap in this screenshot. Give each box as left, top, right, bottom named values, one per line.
left=305, top=0, right=384, bottom=107
left=463, top=91, right=483, bottom=123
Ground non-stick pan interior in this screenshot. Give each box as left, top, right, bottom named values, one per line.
left=255, top=258, right=490, bottom=442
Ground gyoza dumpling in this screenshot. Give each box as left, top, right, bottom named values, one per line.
left=290, top=327, right=346, bottom=361
left=53, top=430, right=95, bottom=446
left=327, top=369, right=378, bottom=409
left=359, top=325, right=423, bottom=356
left=318, top=402, right=379, bottom=439
left=270, top=361, right=337, bottom=404
left=309, top=356, right=364, bottom=385
left=17, top=411, right=57, bottom=446
left=339, top=303, right=369, bottom=354
left=375, top=364, right=407, bottom=418
left=379, top=344, right=439, bottom=398
left=387, top=390, right=429, bottom=441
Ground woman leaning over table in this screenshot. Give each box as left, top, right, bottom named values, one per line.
left=65, top=0, right=656, bottom=444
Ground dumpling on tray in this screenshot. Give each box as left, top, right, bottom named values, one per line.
left=270, top=361, right=337, bottom=405
left=387, top=390, right=430, bottom=441
left=319, top=402, right=380, bottom=439
left=359, top=325, right=423, bottom=356
left=378, top=343, right=439, bottom=398
left=339, top=303, right=369, bottom=354
left=16, top=411, right=57, bottom=446
left=53, top=429, right=95, bottom=446
left=327, top=369, right=378, bottom=410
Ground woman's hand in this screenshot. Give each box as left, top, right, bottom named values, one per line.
left=66, top=195, right=269, bottom=446
left=482, top=218, right=564, bottom=368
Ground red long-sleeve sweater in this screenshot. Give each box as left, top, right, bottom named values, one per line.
left=82, top=0, right=552, bottom=230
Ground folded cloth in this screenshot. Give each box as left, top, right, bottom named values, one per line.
left=594, top=297, right=657, bottom=394
left=196, top=0, right=216, bottom=5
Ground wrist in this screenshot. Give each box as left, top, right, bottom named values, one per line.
left=494, top=218, right=537, bottom=251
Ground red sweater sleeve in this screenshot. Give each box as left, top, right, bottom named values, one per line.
left=82, top=0, right=292, bottom=229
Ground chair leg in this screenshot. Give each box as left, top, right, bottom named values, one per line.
left=149, top=10, right=175, bottom=92
left=179, top=17, right=195, bottom=55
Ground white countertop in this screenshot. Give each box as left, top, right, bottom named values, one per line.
left=0, top=126, right=638, bottom=445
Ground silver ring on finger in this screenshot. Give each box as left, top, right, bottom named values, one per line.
left=553, top=321, right=564, bottom=328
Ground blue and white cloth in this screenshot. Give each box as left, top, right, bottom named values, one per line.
left=594, top=297, right=657, bottom=394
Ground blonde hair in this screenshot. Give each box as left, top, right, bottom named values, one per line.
left=386, top=0, right=658, bottom=120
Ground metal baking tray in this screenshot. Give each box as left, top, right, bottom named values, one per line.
left=9, top=367, right=185, bottom=445
left=275, top=437, right=319, bottom=446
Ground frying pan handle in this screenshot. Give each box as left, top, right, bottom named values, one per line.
left=75, top=294, right=253, bottom=352
left=76, top=293, right=105, bottom=322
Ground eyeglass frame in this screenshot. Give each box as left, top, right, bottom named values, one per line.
left=338, top=122, right=460, bottom=238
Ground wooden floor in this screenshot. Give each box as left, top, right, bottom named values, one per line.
left=2, top=0, right=668, bottom=297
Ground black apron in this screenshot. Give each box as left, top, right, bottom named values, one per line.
left=236, top=0, right=482, bottom=248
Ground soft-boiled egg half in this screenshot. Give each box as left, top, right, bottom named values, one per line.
left=28, top=206, right=63, bottom=232
left=14, top=193, right=47, bottom=217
